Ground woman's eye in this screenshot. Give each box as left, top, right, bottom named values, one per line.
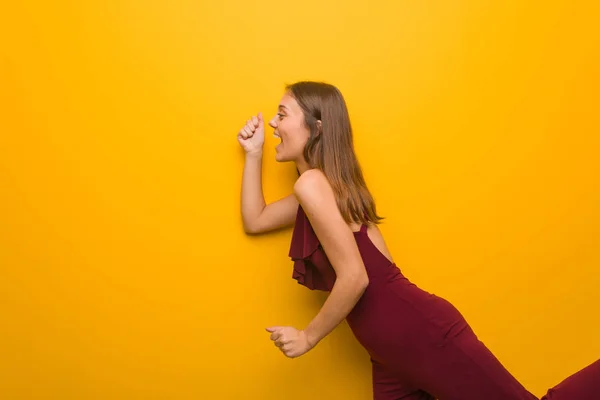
left=277, top=113, right=284, bottom=119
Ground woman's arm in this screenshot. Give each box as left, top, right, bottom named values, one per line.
left=294, top=169, right=370, bottom=347
left=239, top=113, right=299, bottom=234
left=241, top=151, right=299, bottom=234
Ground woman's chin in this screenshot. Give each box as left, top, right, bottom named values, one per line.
left=274, top=147, right=286, bottom=162
left=275, top=148, right=299, bottom=163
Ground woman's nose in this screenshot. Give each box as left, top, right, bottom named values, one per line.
left=269, top=117, right=277, bottom=129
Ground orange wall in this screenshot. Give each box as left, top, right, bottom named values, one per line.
left=1, top=1, right=599, bottom=398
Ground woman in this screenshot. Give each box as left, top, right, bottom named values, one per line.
left=237, top=81, right=599, bottom=399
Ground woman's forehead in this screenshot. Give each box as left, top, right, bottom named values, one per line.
left=279, top=93, right=300, bottom=111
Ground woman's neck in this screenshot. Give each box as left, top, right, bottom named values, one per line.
left=295, top=160, right=311, bottom=175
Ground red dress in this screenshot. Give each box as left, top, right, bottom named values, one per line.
left=289, top=205, right=600, bottom=400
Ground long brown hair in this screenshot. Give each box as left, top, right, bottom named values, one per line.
left=286, top=81, right=384, bottom=226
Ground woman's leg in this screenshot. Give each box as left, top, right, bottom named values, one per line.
left=413, top=323, right=600, bottom=400
left=404, top=324, right=538, bottom=400
left=541, top=359, right=600, bottom=400
left=371, top=358, right=435, bottom=400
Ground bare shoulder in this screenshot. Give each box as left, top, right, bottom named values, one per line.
left=293, top=169, right=334, bottom=206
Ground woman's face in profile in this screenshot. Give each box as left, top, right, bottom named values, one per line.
left=269, top=93, right=310, bottom=163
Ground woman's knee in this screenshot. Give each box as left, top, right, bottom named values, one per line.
left=541, top=359, right=600, bottom=400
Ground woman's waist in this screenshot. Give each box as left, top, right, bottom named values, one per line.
left=347, top=275, right=467, bottom=336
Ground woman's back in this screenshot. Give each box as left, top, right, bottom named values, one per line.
left=289, top=203, right=398, bottom=292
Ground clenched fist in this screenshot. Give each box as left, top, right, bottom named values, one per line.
left=237, top=113, right=265, bottom=155
left=266, top=326, right=314, bottom=358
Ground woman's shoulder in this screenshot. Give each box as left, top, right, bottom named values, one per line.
left=293, top=168, right=330, bottom=194
left=293, top=169, right=337, bottom=211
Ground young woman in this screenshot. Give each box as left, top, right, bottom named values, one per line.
left=238, top=81, right=599, bottom=400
